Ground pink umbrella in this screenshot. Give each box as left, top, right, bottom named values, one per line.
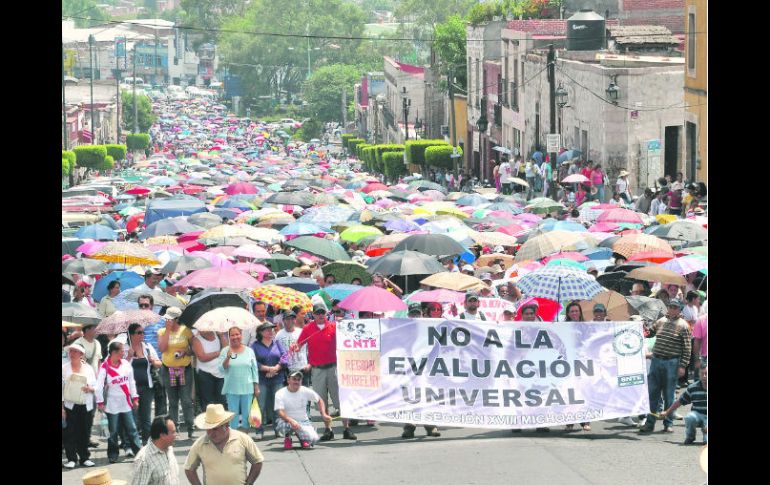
left=224, top=182, right=258, bottom=195
left=497, top=224, right=529, bottom=237
left=422, top=190, right=446, bottom=201
left=76, top=241, right=108, bottom=255
left=338, top=286, right=407, bottom=312
left=410, top=289, right=466, bottom=303
left=512, top=213, right=542, bottom=224
left=587, top=232, right=616, bottom=242
left=188, top=251, right=234, bottom=267
left=588, top=222, right=620, bottom=232
left=124, top=186, right=151, bottom=195
left=178, top=231, right=205, bottom=242
left=207, top=246, right=237, bottom=257
left=661, top=256, right=707, bottom=275
left=597, top=208, right=644, bottom=224
left=233, top=244, right=271, bottom=259
left=175, top=267, right=261, bottom=289
left=487, top=210, right=518, bottom=220
left=232, top=263, right=271, bottom=282
left=542, top=252, right=589, bottom=263
left=592, top=203, right=617, bottom=210
left=561, top=174, right=589, bottom=184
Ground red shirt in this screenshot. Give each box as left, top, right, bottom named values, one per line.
left=298, top=320, right=337, bottom=366
left=581, top=167, right=593, bottom=186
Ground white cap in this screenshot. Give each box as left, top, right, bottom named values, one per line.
left=461, top=264, right=475, bottom=272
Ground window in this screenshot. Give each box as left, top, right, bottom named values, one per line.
left=467, top=56, right=472, bottom=108
left=688, top=13, right=696, bottom=72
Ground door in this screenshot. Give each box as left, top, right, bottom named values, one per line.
left=535, top=102, right=541, bottom=152
left=686, top=122, right=697, bottom=181
left=664, top=126, right=681, bottom=179
left=581, top=130, right=589, bottom=159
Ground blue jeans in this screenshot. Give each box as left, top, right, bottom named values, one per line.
left=226, top=394, right=252, bottom=430
left=107, top=411, right=141, bottom=462
left=646, top=357, right=679, bottom=428
left=595, top=184, right=605, bottom=203
left=257, top=379, right=284, bottom=433
left=196, top=369, right=225, bottom=410
left=133, top=384, right=154, bottom=443
left=685, top=411, right=707, bottom=442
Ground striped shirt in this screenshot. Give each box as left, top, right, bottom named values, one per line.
left=651, top=317, right=692, bottom=368
left=678, top=380, right=707, bottom=415
left=130, top=441, right=180, bottom=485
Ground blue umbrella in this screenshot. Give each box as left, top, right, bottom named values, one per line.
left=210, top=208, right=241, bottom=220
left=557, top=149, right=582, bottom=163
left=279, top=222, right=333, bottom=236
left=486, top=202, right=523, bottom=215
left=456, top=194, right=489, bottom=206
left=319, top=284, right=364, bottom=300
left=384, top=219, right=421, bottom=233
left=538, top=220, right=587, bottom=232
left=139, top=217, right=203, bottom=240
left=99, top=215, right=121, bottom=230
left=75, top=225, right=118, bottom=240
left=517, top=265, right=604, bottom=303
left=532, top=151, right=544, bottom=163
left=93, top=271, right=144, bottom=302
left=581, top=247, right=613, bottom=260
left=345, top=181, right=369, bottom=190
left=216, top=198, right=255, bottom=210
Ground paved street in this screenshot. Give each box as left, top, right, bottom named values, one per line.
left=62, top=409, right=705, bottom=484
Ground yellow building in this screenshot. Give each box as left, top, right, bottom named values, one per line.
left=450, top=94, right=468, bottom=169
left=684, top=0, right=707, bottom=183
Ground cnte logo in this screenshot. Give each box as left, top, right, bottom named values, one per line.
left=572, top=24, right=587, bottom=30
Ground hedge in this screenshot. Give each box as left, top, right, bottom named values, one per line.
left=382, top=151, right=406, bottom=181
left=341, top=134, right=355, bottom=148
left=126, top=133, right=151, bottom=151
left=375, top=144, right=405, bottom=165
left=62, top=150, right=76, bottom=166
left=73, top=145, right=107, bottom=169
left=404, top=139, right=450, bottom=165
left=425, top=145, right=463, bottom=170
left=105, top=144, right=127, bottom=161
left=356, top=143, right=372, bottom=160
left=62, top=157, right=72, bottom=176
left=347, top=138, right=365, bottom=154
left=102, top=155, right=115, bottom=171
left=362, top=146, right=377, bottom=171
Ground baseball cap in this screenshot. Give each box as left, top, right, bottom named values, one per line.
left=667, top=299, right=684, bottom=309
left=65, top=343, right=86, bottom=355
left=312, top=304, right=327, bottom=313
left=593, top=303, right=607, bottom=312
left=461, top=264, right=475, bottom=272
left=289, top=370, right=304, bottom=379
left=76, top=280, right=92, bottom=287
left=283, top=310, right=297, bottom=318
left=408, top=303, right=422, bottom=314
left=164, top=307, right=183, bottom=319
left=465, top=292, right=479, bottom=301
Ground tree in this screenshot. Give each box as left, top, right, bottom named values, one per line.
left=433, top=15, right=467, bottom=89
left=395, top=0, right=476, bottom=28
left=62, top=0, right=110, bottom=27
left=121, top=91, right=156, bottom=133
left=126, top=134, right=151, bottom=151
left=73, top=145, right=107, bottom=169
left=300, top=119, right=323, bottom=141
left=180, top=0, right=248, bottom=47
left=303, top=64, right=363, bottom=123
left=105, top=144, right=127, bottom=161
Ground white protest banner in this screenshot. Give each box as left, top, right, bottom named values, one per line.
left=337, top=318, right=649, bottom=429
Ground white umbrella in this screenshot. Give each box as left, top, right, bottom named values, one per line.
left=193, top=306, right=260, bottom=332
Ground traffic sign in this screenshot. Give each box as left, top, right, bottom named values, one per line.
left=547, top=134, right=560, bottom=153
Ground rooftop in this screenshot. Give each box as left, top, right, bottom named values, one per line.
left=608, top=25, right=680, bottom=46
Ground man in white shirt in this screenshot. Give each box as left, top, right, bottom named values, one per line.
left=499, top=158, right=512, bottom=195
left=459, top=292, right=486, bottom=320
left=274, top=371, right=333, bottom=449
left=134, top=270, right=166, bottom=296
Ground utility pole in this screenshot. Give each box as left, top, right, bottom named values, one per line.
left=547, top=44, right=558, bottom=199
left=342, top=88, right=347, bottom=130
left=306, top=23, right=311, bottom=79
left=154, top=30, right=159, bottom=86
left=133, top=46, right=138, bottom=134
left=116, top=69, right=121, bottom=143
left=401, top=86, right=410, bottom=142
left=448, top=67, right=458, bottom=175
left=89, top=34, right=96, bottom=145
left=62, top=42, right=68, bottom=151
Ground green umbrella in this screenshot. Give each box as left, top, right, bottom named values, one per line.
left=545, top=258, right=587, bottom=270
left=321, top=261, right=372, bottom=285
left=340, top=225, right=384, bottom=243
left=526, top=198, right=565, bottom=215
left=256, top=253, right=301, bottom=272
left=286, top=236, right=351, bottom=261
left=306, top=289, right=333, bottom=308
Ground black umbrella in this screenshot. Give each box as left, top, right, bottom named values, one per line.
left=596, top=271, right=636, bottom=295
left=365, top=250, right=447, bottom=276
left=188, top=212, right=224, bottom=229
left=140, top=217, right=204, bottom=240
left=647, top=220, right=707, bottom=242
left=62, top=303, right=101, bottom=325
left=178, top=289, right=250, bottom=326
left=62, top=239, right=86, bottom=257
left=598, top=236, right=622, bottom=248
left=161, top=255, right=213, bottom=274
left=392, top=234, right=467, bottom=257
left=269, top=277, right=320, bottom=293
left=626, top=296, right=667, bottom=322
left=63, top=258, right=109, bottom=275
left=265, top=191, right=315, bottom=207
left=388, top=190, right=414, bottom=201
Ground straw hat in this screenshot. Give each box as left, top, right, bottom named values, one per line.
left=618, top=170, right=629, bottom=177
left=82, top=469, right=127, bottom=485
left=194, top=404, right=235, bottom=430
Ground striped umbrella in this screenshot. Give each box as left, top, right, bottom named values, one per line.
left=517, top=265, right=605, bottom=303
left=612, top=234, right=673, bottom=259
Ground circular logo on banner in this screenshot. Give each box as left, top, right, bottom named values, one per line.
left=613, top=328, right=643, bottom=356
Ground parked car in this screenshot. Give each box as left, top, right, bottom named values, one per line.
left=280, top=118, right=302, bottom=129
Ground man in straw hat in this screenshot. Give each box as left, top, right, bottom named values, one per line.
left=184, top=404, right=264, bottom=485
left=82, top=468, right=127, bottom=485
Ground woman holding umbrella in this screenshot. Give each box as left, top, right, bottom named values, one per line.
left=218, top=327, right=259, bottom=435
left=252, top=322, right=288, bottom=439
left=192, top=329, right=228, bottom=410
left=125, top=323, right=161, bottom=444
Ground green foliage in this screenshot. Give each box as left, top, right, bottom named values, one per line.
left=62, top=0, right=110, bottom=27
left=101, top=155, right=115, bottom=171
left=121, top=91, right=156, bottom=133
left=356, top=144, right=372, bottom=161
left=404, top=139, right=450, bottom=165
left=126, top=133, right=151, bottom=151
left=375, top=144, right=405, bottom=165
left=73, top=145, right=107, bottom=169
left=62, top=158, right=72, bottom=177
left=466, top=1, right=505, bottom=25
left=62, top=150, right=77, bottom=166
left=425, top=145, right=463, bottom=169
left=303, top=64, right=363, bottom=123
left=341, top=134, right=355, bottom=149
left=347, top=138, right=366, bottom=154
left=395, top=0, right=476, bottom=27
left=362, top=146, right=377, bottom=171
left=181, top=0, right=248, bottom=47
left=382, top=151, right=406, bottom=181
left=105, top=144, right=127, bottom=161
left=301, top=119, right=323, bottom=141
left=433, top=15, right=468, bottom=89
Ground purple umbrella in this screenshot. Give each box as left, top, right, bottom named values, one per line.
left=385, top=219, right=422, bottom=233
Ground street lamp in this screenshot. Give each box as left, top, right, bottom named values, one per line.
left=89, top=34, right=96, bottom=145
left=401, top=86, right=411, bottom=141
left=606, top=75, right=620, bottom=104
left=555, top=83, right=568, bottom=142
left=476, top=97, right=488, bottom=181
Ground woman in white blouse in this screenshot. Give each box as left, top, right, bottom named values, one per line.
left=62, top=343, right=97, bottom=469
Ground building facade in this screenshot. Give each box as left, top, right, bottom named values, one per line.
left=382, top=56, right=426, bottom=143
left=684, top=0, right=706, bottom=183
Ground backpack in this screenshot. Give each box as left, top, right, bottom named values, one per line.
left=459, top=312, right=487, bottom=321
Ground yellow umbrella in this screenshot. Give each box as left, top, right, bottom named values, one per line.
left=435, top=207, right=469, bottom=219
left=62, top=320, right=82, bottom=329
left=476, top=253, right=516, bottom=269
left=91, top=242, right=161, bottom=266
left=655, top=214, right=678, bottom=224
left=578, top=290, right=635, bottom=321
left=420, top=272, right=488, bottom=292
left=613, top=234, right=673, bottom=259
left=250, top=285, right=313, bottom=312
left=627, top=265, right=687, bottom=286
left=470, top=231, right=518, bottom=247
left=413, top=207, right=435, bottom=216
left=200, top=224, right=284, bottom=243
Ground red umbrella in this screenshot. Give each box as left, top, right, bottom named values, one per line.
left=175, top=267, right=261, bottom=289
left=497, top=224, right=528, bottom=237
left=541, top=252, right=589, bottom=263
left=124, top=186, right=151, bottom=195
left=224, top=182, right=258, bottom=195
left=126, top=213, right=145, bottom=233
left=596, top=208, right=644, bottom=224
left=514, top=297, right=561, bottom=322
left=365, top=247, right=391, bottom=257
left=338, top=286, right=407, bottom=312
left=361, top=183, right=389, bottom=194
left=183, top=185, right=205, bottom=195
left=628, top=251, right=674, bottom=264
left=177, top=240, right=206, bottom=252
left=178, top=231, right=205, bottom=242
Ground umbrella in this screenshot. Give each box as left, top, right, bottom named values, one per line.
left=112, top=288, right=186, bottom=311
left=285, top=236, right=350, bottom=261
left=596, top=271, right=633, bottom=293
left=91, top=242, right=161, bottom=266
left=561, top=174, right=589, bottom=184
left=545, top=258, right=586, bottom=270
left=538, top=220, right=588, bottom=233
left=626, top=266, right=687, bottom=286
left=597, top=208, right=644, bottom=225
left=279, top=222, right=333, bottom=236
left=224, top=182, right=258, bottom=195
left=257, top=253, right=301, bottom=272
left=62, top=258, right=108, bottom=275
left=456, top=194, right=489, bottom=206
left=187, top=212, right=223, bottom=229
left=251, top=285, right=313, bottom=312
left=514, top=231, right=595, bottom=263
left=557, top=149, right=581, bottom=163
left=581, top=247, right=614, bottom=260
left=161, top=255, right=213, bottom=274
left=612, top=234, right=673, bottom=259
left=409, top=180, right=447, bottom=194
left=321, top=261, right=372, bottom=285
left=647, top=220, right=708, bottom=242
left=265, top=191, right=316, bottom=207
left=340, top=225, right=384, bottom=243
left=542, top=251, right=589, bottom=263
left=628, top=251, right=675, bottom=264
left=366, top=250, right=446, bottom=276
left=391, top=234, right=467, bottom=256
left=92, top=271, right=144, bottom=302
left=95, top=309, right=161, bottom=335
left=626, top=296, right=667, bottom=322
left=179, top=289, right=249, bottom=326
left=525, top=198, right=564, bottom=214
left=62, top=303, right=101, bottom=325
left=232, top=244, right=271, bottom=260
left=579, top=290, right=636, bottom=321
left=409, top=288, right=466, bottom=303
left=420, top=272, right=487, bottom=292
left=514, top=296, right=561, bottom=322
left=476, top=253, right=516, bottom=269
left=140, top=217, right=203, bottom=239
left=269, top=277, right=320, bottom=292
left=175, top=267, right=261, bottom=289
left=517, top=265, right=605, bottom=303
left=469, top=231, right=518, bottom=247
left=194, top=307, right=260, bottom=332
left=338, top=286, right=407, bottom=312
left=661, top=256, right=708, bottom=275
left=74, top=225, right=118, bottom=241
left=200, top=224, right=284, bottom=244
left=316, top=284, right=364, bottom=301
left=62, top=239, right=87, bottom=256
